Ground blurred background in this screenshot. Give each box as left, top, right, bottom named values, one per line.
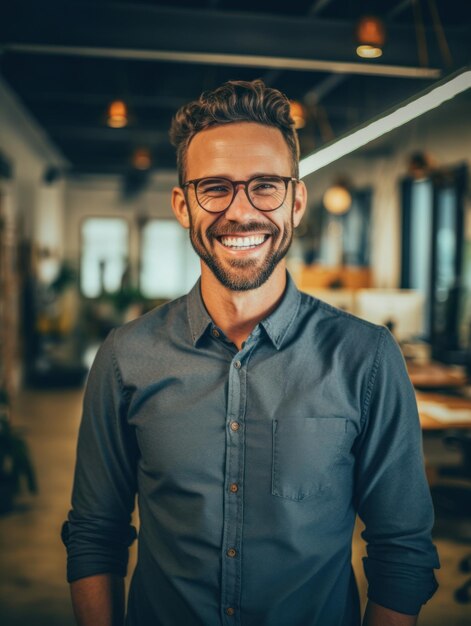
left=0, top=1, right=470, bottom=624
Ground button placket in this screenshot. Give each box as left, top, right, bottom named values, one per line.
left=220, top=350, right=249, bottom=625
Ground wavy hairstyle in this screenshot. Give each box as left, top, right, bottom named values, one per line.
left=169, top=79, right=300, bottom=186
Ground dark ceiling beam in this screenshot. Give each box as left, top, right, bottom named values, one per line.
left=48, top=126, right=169, bottom=144
left=2, top=2, right=462, bottom=79
left=388, top=0, right=412, bottom=20
left=308, top=0, right=335, bottom=17
left=304, top=73, right=347, bottom=105
left=25, top=92, right=188, bottom=109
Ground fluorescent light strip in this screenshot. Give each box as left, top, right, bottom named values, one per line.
left=299, top=68, right=471, bottom=178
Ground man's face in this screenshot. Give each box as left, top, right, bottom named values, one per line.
left=172, top=122, right=306, bottom=291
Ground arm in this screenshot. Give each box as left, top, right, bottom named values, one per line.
left=362, top=601, right=417, bottom=626
left=62, top=330, right=138, bottom=605
left=354, top=328, right=439, bottom=616
left=70, top=574, right=125, bottom=626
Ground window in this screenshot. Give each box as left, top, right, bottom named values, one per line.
left=80, top=218, right=129, bottom=298
left=140, top=219, right=200, bottom=299
left=401, top=164, right=467, bottom=348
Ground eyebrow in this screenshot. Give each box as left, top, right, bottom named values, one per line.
left=199, top=172, right=287, bottom=180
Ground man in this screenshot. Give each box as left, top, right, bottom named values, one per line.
left=62, top=80, right=439, bottom=626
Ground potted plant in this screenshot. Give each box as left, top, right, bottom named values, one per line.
left=0, top=389, right=37, bottom=514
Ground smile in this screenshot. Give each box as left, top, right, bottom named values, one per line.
left=218, top=234, right=269, bottom=250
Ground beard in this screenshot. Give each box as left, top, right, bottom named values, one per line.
left=188, top=211, right=294, bottom=292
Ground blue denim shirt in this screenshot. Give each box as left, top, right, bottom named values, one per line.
left=62, top=273, right=439, bottom=626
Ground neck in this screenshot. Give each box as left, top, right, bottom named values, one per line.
left=200, top=263, right=287, bottom=350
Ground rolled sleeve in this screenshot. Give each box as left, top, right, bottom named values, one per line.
left=62, top=329, right=138, bottom=583
left=354, top=328, right=440, bottom=614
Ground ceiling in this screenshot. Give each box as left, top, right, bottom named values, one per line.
left=0, top=0, right=469, bottom=178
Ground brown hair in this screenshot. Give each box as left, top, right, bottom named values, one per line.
left=169, top=79, right=300, bottom=186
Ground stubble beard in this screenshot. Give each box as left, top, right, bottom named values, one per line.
left=188, top=211, right=294, bottom=292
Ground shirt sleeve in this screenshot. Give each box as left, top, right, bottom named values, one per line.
left=354, top=327, right=440, bottom=615
left=61, top=329, right=138, bottom=583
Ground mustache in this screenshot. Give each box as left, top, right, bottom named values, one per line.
left=207, top=221, right=279, bottom=238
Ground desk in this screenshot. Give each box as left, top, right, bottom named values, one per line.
left=416, top=391, right=471, bottom=430
left=408, top=361, right=467, bottom=390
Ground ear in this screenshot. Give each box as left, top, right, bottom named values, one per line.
left=292, top=179, right=307, bottom=228
left=171, top=186, right=191, bottom=229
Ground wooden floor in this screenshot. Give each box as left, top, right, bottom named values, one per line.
left=0, top=389, right=470, bottom=625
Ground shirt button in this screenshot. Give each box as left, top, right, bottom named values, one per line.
left=227, top=548, right=237, bottom=558
left=212, top=328, right=220, bottom=338
left=229, top=483, right=239, bottom=493
left=230, top=421, right=240, bottom=432
left=234, top=360, right=241, bottom=369
left=226, top=607, right=235, bottom=616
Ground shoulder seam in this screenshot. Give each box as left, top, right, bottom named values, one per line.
left=109, top=328, right=128, bottom=399
left=361, top=326, right=387, bottom=425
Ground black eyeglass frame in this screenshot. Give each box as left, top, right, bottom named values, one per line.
left=182, top=175, right=299, bottom=213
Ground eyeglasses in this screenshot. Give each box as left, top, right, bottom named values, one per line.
left=182, top=175, right=298, bottom=213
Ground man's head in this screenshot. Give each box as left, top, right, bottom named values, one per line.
left=170, top=80, right=306, bottom=292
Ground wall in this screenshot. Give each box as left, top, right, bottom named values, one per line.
left=0, top=76, right=67, bottom=390
left=0, top=76, right=66, bottom=247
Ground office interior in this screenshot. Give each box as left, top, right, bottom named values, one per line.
left=0, top=2, right=470, bottom=625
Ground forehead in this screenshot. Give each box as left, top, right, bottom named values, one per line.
left=185, top=122, right=292, bottom=180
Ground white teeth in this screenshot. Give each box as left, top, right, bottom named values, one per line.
left=220, top=235, right=266, bottom=248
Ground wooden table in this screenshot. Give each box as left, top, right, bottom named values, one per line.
left=416, top=391, right=471, bottom=430
left=407, top=360, right=468, bottom=390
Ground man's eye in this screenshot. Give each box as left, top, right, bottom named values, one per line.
left=254, top=183, right=275, bottom=191
left=206, top=186, right=230, bottom=193
left=199, top=181, right=231, bottom=194
left=250, top=178, right=284, bottom=194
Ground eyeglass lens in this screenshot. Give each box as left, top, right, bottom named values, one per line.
left=196, top=177, right=288, bottom=212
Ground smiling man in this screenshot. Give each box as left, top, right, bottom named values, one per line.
left=63, top=80, right=439, bottom=626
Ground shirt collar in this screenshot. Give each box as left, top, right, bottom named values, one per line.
left=187, top=271, right=301, bottom=350
left=259, top=272, right=301, bottom=350
left=187, top=279, right=213, bottom=346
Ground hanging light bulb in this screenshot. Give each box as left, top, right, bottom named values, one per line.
left=355, top=15, right=386, bottom=59
left=289, top=100, right=307, bottom=129
left=107, top=100, right=128, bottom=128
left=132, top=147, right=152, bottom=170
left=323, top=182, right=352, bottom=215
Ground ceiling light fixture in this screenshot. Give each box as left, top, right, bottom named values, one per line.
left=107, top=100, right=128, bottom=128
left=289, top=100, right=307, bottom=129
left=132, top=147, right=152, bottom=170
left=299, top=67, right=471, bottom=179
left=355, top=15, right=386, bottom=59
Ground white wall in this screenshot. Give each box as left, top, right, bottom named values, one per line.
left=0, top=76, right=67, bottom=257
left=302, top=92, right=471, bottom=288
left=0, top=76, right=67, bottom=389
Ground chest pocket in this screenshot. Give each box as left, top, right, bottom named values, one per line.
left=272, top=417, right=348, bottom=502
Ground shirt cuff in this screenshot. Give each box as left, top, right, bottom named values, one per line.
left=363, top=557, right=439, bottom=615
left=61, top=520, right=137, bottom=583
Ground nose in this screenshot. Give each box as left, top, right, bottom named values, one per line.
left=224, top=183, right=258, bottom=220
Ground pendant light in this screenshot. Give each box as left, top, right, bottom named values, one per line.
left=355, top=16, right=386, bottom=59
left=107, top=100, right=128, bottom=128
left=289, top=100, right=307, bottom=129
